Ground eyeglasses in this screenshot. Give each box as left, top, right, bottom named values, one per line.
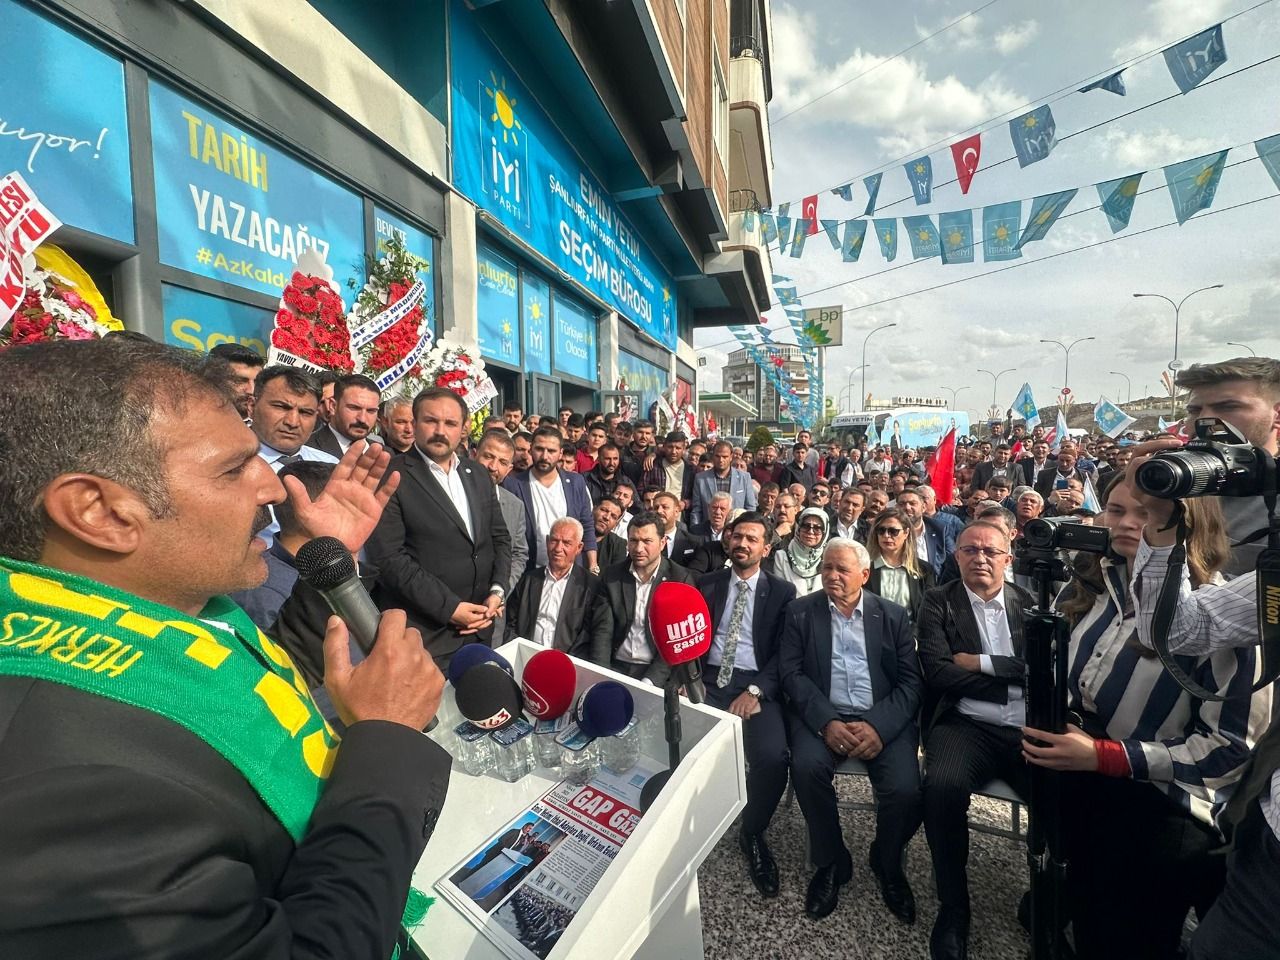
left=798, top=522, right=825, bottom=532
left=876, top=527, right=904, bottom=537
left=956, top=545, right=1009, bottom=559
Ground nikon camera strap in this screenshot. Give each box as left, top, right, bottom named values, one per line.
left=1151, top=494, right=1280, bottom=701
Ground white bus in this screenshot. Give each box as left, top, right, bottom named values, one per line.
left=829, top=407, right=971, bottom=450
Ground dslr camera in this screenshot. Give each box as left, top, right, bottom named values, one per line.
left=1133, top=418, right=1278, bottom=499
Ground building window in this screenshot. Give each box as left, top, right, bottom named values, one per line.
left=712, top=53, right=729, bottom=160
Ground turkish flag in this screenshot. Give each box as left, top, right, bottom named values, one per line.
left=925, top=428, right=959, bottom=505
left=802, top=194, right=820, bottom=234
left=950, top=134, right=982, bottom=195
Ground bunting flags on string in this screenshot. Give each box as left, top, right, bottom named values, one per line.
left=1164, top=24, right=1227, bottom=94
left=1163, top=149, right=1228, bottom=224
left=1009, top=105, right=1058, bottom=168
left=982, top=201, right=1023, bottom=261
left=743, top=206, right=757, bottom=232
left=1096, top=173, right=1143, bottom=233
left=831, top=183, right=854, bottom=201
left=1094, top=396, right=1137, bottom=438
left=841, top=219, right=867, bottom=262
left=863, top=173, right=883, bottom=216
left=1012, top=382, right=1041, bottom=429
left=904, top=156, right=933, bottom=205
left=760, top=211, right=778, bottom=245
left=951, top=134, right=982, bottom=194
left=1015, top=189, right=1077, bottom=250
left=821, top=219, right=841, bottom=250
left=874, top=218, right=898, bottom=261
left=1079, top=70, right=1127, bottom=96
left=789, top=220, right=811, bottom=257
left=939, top=210, right=975, bottom=264
left=903, top=215, right=940, bottom=259
left=1256, top=135, right=1280, bottom=188
left=776, top=284, right=799, bottom=306
left=776, top=211, right=793, bottom=254
left=802, top=195, right=820, bottom=234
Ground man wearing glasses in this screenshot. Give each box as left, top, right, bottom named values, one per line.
left=915, top=520, right=1032, bottom=960
left=367, top=388, right=512, bottom=669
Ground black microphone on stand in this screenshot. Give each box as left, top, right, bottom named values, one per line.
left=639, top=581, right=713, bottom=811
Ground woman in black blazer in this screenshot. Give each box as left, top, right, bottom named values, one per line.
left=864, top=507, right=935, bottom=623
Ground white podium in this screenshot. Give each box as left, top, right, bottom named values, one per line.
left=409, top=639, right=746, bottom=960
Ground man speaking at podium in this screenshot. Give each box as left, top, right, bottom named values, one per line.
left=0, top=339, right=450, bottom=959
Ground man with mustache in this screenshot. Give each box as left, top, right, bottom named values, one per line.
left=308, top=373, right=384, bottom=458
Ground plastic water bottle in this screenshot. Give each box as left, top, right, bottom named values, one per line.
left=533, top=717, right=565, bottom=770
left=598, top=715, right=641, bottom=774
left=556, top=721, right=598, bottom=784
left=491, top=719, right=536, bottom=783
left=452, top=720, right=496, bottom=777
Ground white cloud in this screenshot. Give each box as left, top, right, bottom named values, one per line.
left=914, top=12, right=983, bottom=51
left=994, top=20, right=1039, bottom=55
left=771, top=4, right=1025, bottom=153
left=1112, top=0, right=1235, bottom=62
left=1100, top=128, right=1216, bottom=169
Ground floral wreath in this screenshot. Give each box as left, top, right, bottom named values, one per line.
left=347, top=233, right=432, bottom=392
left=269, top=252, right=354, bottom=373
left=1, top=261, right=109, bottom=349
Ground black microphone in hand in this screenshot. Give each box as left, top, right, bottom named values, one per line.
left=295, top=537, right=378, bottom=655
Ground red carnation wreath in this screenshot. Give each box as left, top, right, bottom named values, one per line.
left=268, top=249, right=353, bottom=374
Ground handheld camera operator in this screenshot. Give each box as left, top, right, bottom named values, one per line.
left=1122, top=357, right=1280, bottom=960
left=0, top=339, right=450, bottom=959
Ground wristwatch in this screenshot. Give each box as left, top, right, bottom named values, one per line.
left=488, top=584, right=505, bottom=600
left=746, top=684, right=763, bottom=700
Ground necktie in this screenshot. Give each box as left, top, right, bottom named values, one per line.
left=716, top=579, right=750, bottom=688
left=276, top=453, right=303, bottom=465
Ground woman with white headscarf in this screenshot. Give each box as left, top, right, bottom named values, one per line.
left=769, top=507, right=829, bottom=596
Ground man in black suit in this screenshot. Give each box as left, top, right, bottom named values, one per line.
left=653, top=490, right=703, bottom=569
left=1019, top=439, right=1053, bottom=486
left=587, top=511, right=693, bottom=683
left=592, top=498, right=628, bottom=569
left=307, top=373, right=384, bottom=458
left=917, top=520, right=1030, bottom=960
left=367, top=387, right=512, bottom=666
left=780, top=537, right=923, bottom=923
left=697, top=512, right=796, bottom=898
left=969, top=443, right=1019, bottom=493
left=0, top=338, right=447, bottom=959
left=1033, top=447, right=1088, bottom=499
left=505, top=518, right=598, bottom=654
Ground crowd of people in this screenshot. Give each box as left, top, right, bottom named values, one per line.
left=3, top=335, right=1279, bottom=960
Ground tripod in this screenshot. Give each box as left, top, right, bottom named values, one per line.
left=1016, top=548, right=1074, bottom=960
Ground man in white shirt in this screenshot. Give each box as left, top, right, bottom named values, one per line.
left=504, top=518, right=598, bottom=654
left=502, top=426, right=597, bottom=572
left=307, top=373, right=383, bottom=458
left=834, top=489, right=866, bottom=542
left=916, top=521, right=1032, bottom=960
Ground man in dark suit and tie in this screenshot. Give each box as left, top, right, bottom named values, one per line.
left=505, top=517, right=599, bottom=654
left=587, top=511, right=693, bottom=683
left=917, top=520, right=1030, bottom=960
left=504, top=426, right=598, bottom=573
left=653, top=491, right=703, bottom=569
left=367, top=387, right=512, bottom=666
left=697, top=512, right=796, bottom=898
left=306, top=373, right=384, bottom=458
left=780, top=537, right=923, bottom=923
left=592, top=498, right=628, bottom=570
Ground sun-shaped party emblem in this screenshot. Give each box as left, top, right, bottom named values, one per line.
left=484, top=71, right=523, bottom=145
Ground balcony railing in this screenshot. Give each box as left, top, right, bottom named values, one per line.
left=731, top=34, right=763, bottom=60
left=730, top=188, right=761, bottom=214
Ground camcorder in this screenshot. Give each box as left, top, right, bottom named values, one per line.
left=1134, top=417, right=1278, bottom=499
left=1014, top=516, right=1112, bottom=584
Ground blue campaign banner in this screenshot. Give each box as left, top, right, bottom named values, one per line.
left=162, top=283, right=274, bottom=356
left=0, top=1, right=133, bottom=242
left=553, top=293, right=598, bottom=383
left=476, top=241, right=520, bottom=366
left=449, top=0, right=676, bottom=350
left=373, top=207, right=437, bottom=333
left=150, top=82, right=366, bottom=297
left=616, top=350, right=668, bottom=414
left=523, top=272, right=551, bottom=375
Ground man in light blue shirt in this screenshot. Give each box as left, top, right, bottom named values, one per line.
left=779, top=537, right=923, bottom=924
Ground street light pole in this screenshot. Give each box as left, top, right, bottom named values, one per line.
left=976, top=367, right=1016, bottom=413
left=1133, top=284, right=1223, bottom=416
left=1227, top=341, right=1256, bottom=356
left=861, top=323, right=897, bottom=411
left=942, top=385, right=970, bottom=409
left=1108, top=370, right=1131, bottom=403
left=839, top=364, right=868, bottom=410
left=1039, top=337, right=1095, bottom=398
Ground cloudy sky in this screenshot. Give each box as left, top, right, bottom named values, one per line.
left=693, top=0, right=1280, bottom=421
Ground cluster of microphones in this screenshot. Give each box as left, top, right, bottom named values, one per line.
left=295, top=533, right=715, bottom=801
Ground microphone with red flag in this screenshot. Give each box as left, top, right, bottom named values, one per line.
left=648, top=580, right=712, bottom=705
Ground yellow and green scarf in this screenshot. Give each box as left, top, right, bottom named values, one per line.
left=0, top=558, right=432, bottom=951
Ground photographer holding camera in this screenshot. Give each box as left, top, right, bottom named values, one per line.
left=1020, top=473, right=1270, bottom=960
left=1124, top=357, right=1280, bottom=959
